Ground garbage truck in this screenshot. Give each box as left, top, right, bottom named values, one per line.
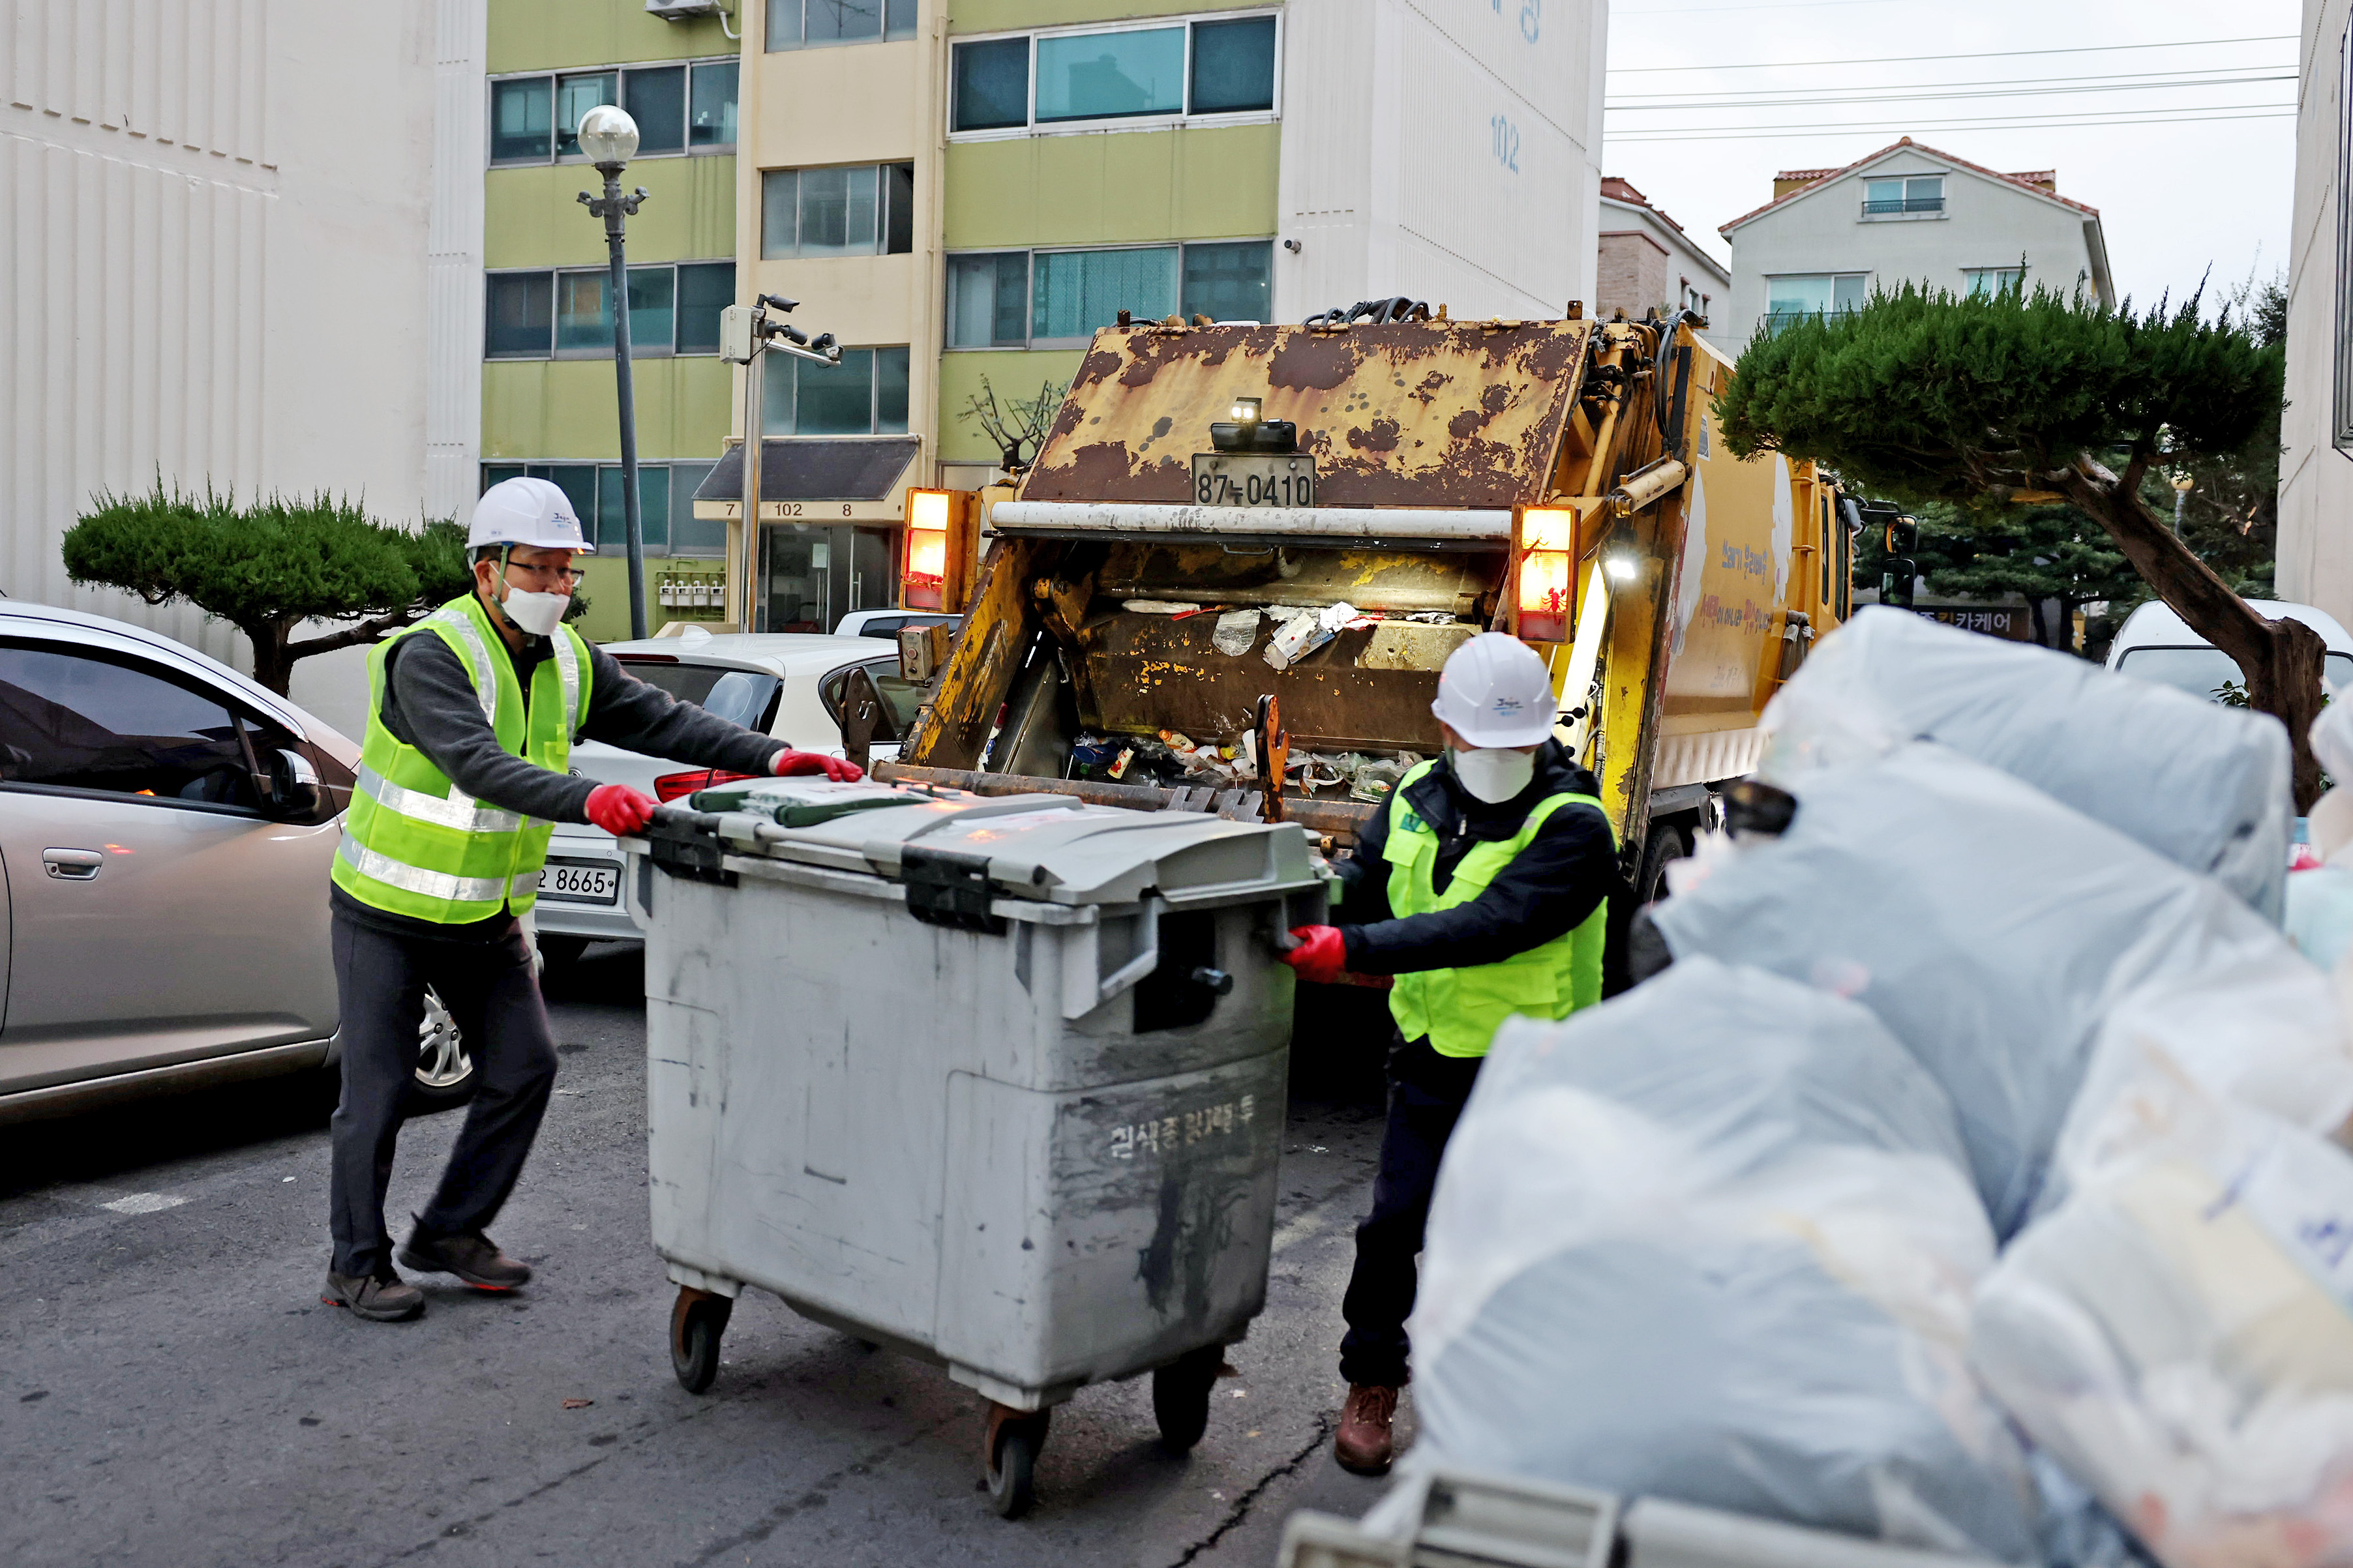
left=875, top=306, right=1858, bottom=893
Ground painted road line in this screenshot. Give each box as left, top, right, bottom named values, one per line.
left=99, top=1192, right=187, bottom=1216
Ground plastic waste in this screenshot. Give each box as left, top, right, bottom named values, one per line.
left=1759, top=607, right=2293, bottom=919
left=1212, top=608, right=1262, bottom=657
left=1649, top=743, right=2320, bottom=1239
left=1971, top=1026, right=2353, bottom=1568
left=1411, top=957, right=2042, bottom=1562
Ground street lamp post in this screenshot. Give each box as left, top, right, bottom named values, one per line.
left=577, top=104, right=652, bottom=640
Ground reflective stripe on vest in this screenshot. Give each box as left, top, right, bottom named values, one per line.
left=1381, top=758, right=1613, bottom=1059
left=331, top=593, right=593, bottom=924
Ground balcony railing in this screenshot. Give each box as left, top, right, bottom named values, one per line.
left=1862, top=196, right=1945, bottom=215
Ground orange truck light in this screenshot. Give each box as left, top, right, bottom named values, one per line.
left=903, top=488, right=955, bottom=610
left=1516, top=507, right=1576, bottom=643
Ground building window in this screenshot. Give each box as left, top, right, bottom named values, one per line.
left=950, top=12, right=1280, bottom=135
left=761, top=347, right=913, bottom=436
left=488, top=59, right=738, bottom=164
left=1765, top=273, right=1867, bottom=331
left=477, top=462, right=721, bottom=557
left=1862, top=175, right=1943, bottom=216
left=946, top=241, right=1273, bottom=348
left=483, top=263, right=736, bottom=358
left=1964, top=267, right=2026, bottom=299
left=760, top=164, right=916, bottom=259
left=768, top=0, right=918, bottom=50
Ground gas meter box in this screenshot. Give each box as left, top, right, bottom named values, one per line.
left=623, top=782, right=1326, bottom=1514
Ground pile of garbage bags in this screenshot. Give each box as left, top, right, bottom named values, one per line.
left=1409, top=608, right=2353, bottom=1568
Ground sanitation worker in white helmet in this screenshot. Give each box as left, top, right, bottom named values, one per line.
left=318, top=477, right=862, bottom=1323
left=1275, top=631, right=1621, bottom=1474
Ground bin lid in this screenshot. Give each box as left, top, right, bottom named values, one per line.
left=737, top=787, right=1323, bottom=907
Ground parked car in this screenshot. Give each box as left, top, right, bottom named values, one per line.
left=0, top=602, right=475, bottom=1123
left=533, top=632, right=925, bottom=955
left=833, top=608, right=959, bottom=641
left=2105, top=599, right=2353, bottom=702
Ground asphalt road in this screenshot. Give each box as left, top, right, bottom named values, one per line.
left=0, top=951, right=1415, bottom=1568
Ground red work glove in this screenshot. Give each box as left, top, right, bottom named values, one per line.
left=772, top=748, right=864, bottom=782
left=1281, top=925, right=1349, bottom=985
left=584, top=782, right=659, bottom=836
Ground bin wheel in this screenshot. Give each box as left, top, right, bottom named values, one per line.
left=1152, top=1344, right=1224, bottom=1453
left=670, top=1286, right=732, bottom=1395
left=983, top=1403, right=1049, bottom=1520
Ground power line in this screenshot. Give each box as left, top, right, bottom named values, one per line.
left=1610, top=64, right=2293, bottom=102
left=1617, top=0, right=1925, bottom=16
left=1609, top=72, right=2292, bottom=113
left=1608, top=34, right=2295, bottom=74
left=1611, top=108, right=2294, bottom=143
left=1614, top=100, right=2293, bottom=133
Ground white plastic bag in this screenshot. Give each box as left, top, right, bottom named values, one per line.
left=1972, top=1030, right=2353, bottom=1568
left=1411, top=958, right=2043, bottom=1562
left=1760, top=608, right=2292, bottom=919
left=1650, top=743, right=2318, bottom=1239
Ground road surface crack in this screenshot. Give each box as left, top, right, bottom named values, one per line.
left=1161, top=1414, right=1334, bottom=1567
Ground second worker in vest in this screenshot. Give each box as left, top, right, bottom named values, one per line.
left=1279, top=632, right=1618, bottom=1474
left=321, top=477, right=860, bottom=1323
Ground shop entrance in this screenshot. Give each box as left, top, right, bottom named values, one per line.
left=759, top=524, right=901, bottom=633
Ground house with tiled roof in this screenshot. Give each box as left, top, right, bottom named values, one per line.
left=1715, top=138, right=2114, bottom=346
left=1597, top=177, right=1731, bottom=349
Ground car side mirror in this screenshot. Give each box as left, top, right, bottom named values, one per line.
left=262, top=747, right=323, bottom=821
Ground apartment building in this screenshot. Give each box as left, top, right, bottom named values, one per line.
left=2281, top=0, right=2353, bottom=625
left=694, top=0, right=1606, bottom=634
left=1595, top=176, right=1729, bottom=347
left=472, top=0, right=743, bottom=641
left=1718, top=138, right=2114, bottom=344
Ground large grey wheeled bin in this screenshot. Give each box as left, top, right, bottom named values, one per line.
left=623, top=781, right=1326, bottom=1516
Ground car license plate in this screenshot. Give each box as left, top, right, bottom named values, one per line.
left=539, top=861, right=619, bottom=904
left=1191, top=453, right=1317, bottom=509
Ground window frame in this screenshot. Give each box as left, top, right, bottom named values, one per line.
left=1962, top=265, right=2027, bottom=299
left=1762, top=271, right=1869, bottom=333
left=486, top=56, right=740, bottom=167
left=759, top=162, right=917, bottom=261
left=766, top=0, right=920, bottom=52
left=479, top=462, right=702, bottom=559
left=948, top=8, right=1283, bottom=142
left=942, top=239, right=1275, bottom=350
left=758, top=346, right=916, bottom=437
left=483, top=262, right=735, bottom=359
left=1859, top=173, right=1946, bottom=218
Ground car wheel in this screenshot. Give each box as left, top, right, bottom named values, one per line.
left=408, top=987, right=476, bottom=1110
left=538, top=934, right=590, bottom=973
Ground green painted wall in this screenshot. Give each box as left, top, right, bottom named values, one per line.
left=481, top=359, right=734, bottom=462
left=942, top=123, right=1278, bottom=248
left=488, top=0, right=731, bottom=72
left=485, top=156, right=736, bottom=269
left=937, top=349, right=1084, bottom=464
left=947, top=0, right=1266, bottom=33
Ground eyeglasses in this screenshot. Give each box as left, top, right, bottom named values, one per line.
left=505, top=559, right=584, bottom=589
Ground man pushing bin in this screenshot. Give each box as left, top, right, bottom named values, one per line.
left=1278, top=632, right=1621, bottom=1473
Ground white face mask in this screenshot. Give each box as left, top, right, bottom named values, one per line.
left=1450, top=745, right=1536, bottom=804
left=498, top=580, right=571, bottom=638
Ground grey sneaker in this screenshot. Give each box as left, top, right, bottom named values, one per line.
left=397, top=1223, right=532, bottom=1291
left=322, top=1269, right=426, bottom=1322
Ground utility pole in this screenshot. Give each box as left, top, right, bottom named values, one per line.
left=577, top=104, right=651, bottom=640
left=718, top=293, right=841, bottom=634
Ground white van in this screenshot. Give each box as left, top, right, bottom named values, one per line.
left=2104, top=599, right=2353, bottom=701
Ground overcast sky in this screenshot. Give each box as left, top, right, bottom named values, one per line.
left=1601, top=0, right=2299, bottom=314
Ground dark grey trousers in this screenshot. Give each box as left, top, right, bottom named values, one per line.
left=327, top=913, right=556, bottom=1279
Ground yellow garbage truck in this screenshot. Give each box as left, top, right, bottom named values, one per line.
left=877, top=309, right=1857, bottom=895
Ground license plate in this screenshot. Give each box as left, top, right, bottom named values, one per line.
left=539, top=861, right=620, bottom=904
left=1191, top=453, right=1317, bottom=509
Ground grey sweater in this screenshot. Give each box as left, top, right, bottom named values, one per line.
left=329, top=617, right=788, bottom=941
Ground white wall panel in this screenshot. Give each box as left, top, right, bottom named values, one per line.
left=0, top=0, right=438, bottom=681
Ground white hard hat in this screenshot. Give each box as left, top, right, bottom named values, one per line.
left=469, top=477, right=593, bottom=554
left=1431, top=632, right=1558, bottom=747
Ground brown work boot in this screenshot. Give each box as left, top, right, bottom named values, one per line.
left=322, top=1269, right=426, bottom=1323
left=397, top=1222, right=532, bottom=1291
left=1334, top=1383, right=1400, bottom=1475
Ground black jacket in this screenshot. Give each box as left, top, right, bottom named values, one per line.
left=1332, top=741, right=1618, bottom=975
left=329, top=608, right=787, bottom=943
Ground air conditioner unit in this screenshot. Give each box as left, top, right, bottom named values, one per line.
left=645, top=0, right=722, bottom=20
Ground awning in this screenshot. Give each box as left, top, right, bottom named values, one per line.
left=692, top=437, right=923, bottom=523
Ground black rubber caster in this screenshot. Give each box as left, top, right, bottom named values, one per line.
left=1152, top=1344, right=1224, bottom=1453
left=670, top=1286, right=732, bottom=1394
left=984, top=1403, right=1050, bottom=1519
